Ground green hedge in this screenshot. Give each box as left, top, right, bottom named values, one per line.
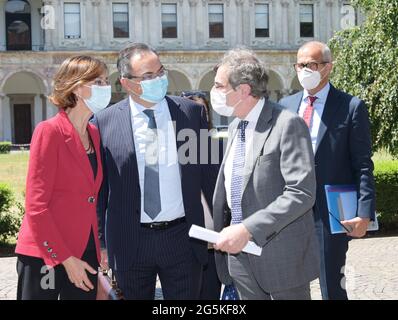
left=0, top=142, right=11, bottom=154
left=374, top=159, right=398, bottom=232
left=0, top=183, right=23, bottom=243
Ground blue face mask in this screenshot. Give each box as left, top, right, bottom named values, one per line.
left=82, top=85, right=112, bottom=114
left=136, top=75, right=169, bottom=104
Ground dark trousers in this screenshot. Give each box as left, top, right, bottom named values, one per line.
left=316, top=221, right=350, bottom=300
left=200, top=249, right=222, bottom=300
left=115, top=221, right=203, bottom=300
left=16, top=234, right=99, bottom=300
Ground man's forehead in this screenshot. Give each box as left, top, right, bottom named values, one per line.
left=298, top=46, right=323, bottom=60
left=130, top=52, right=161, bottom=71
left=215, top=65, right=230, bottom=84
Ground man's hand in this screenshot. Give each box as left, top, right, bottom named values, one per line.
left=341, top=217, right=370, bottom=238
left=214, top=224, right=252, bottom=254
left=100, top=249, right=109, bottom=271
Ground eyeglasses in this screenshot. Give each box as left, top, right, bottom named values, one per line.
left=181, top=91, right=207, bottom=100
left=125, top=68, right=168, bottom=81
left=293, top=62, right=329, bottom=72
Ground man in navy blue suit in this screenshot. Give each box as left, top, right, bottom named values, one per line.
left=279, top=41, right=375, bottom=300
left=92, top=43, right=220, bottom=299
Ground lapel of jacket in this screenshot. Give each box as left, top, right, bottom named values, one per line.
left=87, top=123, right=103, bottom=192
left=288, top=92, right=303, bottom=114
left=57, top=110, right=94, bottom=186
left=165, top=96, right=183, bottom=150
left=165, top=95, right=186, bottom=181
left=223, top=118, right=240, bottom=166
left=315, top=84, right=343, bottom=155
left=242, top=100, right=274, bottom=193
left=115, top=98, right=138, bottom=160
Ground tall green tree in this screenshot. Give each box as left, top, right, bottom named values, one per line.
left=329, top=0, right=398, bottom=156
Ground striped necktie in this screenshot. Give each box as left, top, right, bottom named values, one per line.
left=302, top=96, right=318, bottom=128
left=230, top=120, right=249, bottom=225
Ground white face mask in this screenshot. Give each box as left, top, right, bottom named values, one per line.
left=210, top=87, right=241, bottom=117
left=79, top=85, right=112, bottom=114
left=298, top=67, right=324, bottom=91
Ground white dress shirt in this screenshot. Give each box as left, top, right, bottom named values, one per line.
left=298, top=82, right=330, bottom=152
left=129, top=96, right=185, bottom=223
left=224, top=98, right=265, bottom=209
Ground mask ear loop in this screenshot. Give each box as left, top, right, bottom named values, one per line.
left=124, top=78, right=141, bottom=98
left=317, top=63, right=331, bottom=83
left=73, top=83, right=93, bottom=102
left=226, top=86, right=244, bottom=109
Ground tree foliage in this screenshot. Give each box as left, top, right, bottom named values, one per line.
left=329, top=0, right=398, bottom=156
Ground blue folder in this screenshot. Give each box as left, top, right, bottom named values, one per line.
left=324, top=185, right=378, bottom=234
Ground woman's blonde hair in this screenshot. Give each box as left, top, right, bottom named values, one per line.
left=49, top=55, right=108, bottom=109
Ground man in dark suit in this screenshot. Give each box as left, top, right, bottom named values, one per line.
left=92, top=43, right=219, bottom=299
left=279, top=41, right=376, bottom=300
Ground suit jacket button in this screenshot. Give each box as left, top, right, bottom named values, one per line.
left=43, top=241, right=49, bottom=247
left=51, top=253, right=57, bottom=258
left=88, top=196, right=95, bottom=203
left=47, top=248, right=53, bottom=253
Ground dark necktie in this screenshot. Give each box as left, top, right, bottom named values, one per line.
left=230, top=120, right=249, bottom=224
left=143, top=109, right=161, bottom=219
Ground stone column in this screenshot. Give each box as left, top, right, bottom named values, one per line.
left=234, top=0, right=244, bottom=46
left=188, top=0, right=198, bottom=48
left=47, top=101, right=57, bottom=118
left=40, top=94, right=48, bottom=121
left=52, top=0, right=62, bottom=49
left=3, top=96, right=12, bottom=142
left=0, top=94, right=5, bottom=141
left=0, top=1, right=7, bottom=51
left=34, top=95, right=43, bottom=127
left=103, top=0, right=112, bottom=47
left=325, top=0, right=334, bottom=40
left=152, top=0, right=161, bottom=46
left=91, top=0, right=102, bottom=49
left=141, top=0, right=150, bottom=44
left=41, top=0, right=53, bottom=50
left=281, top=1, right=290, bottom=47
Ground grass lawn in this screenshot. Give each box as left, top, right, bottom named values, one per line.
left=373, top=150, right=398, bottom=174
left=0, top=151, right=29, bottom=203
left=0, top=151, right=29, bottom=252
left=1, top=150, right=394, bottom=199
left=0, top=149, right=396, bottom=250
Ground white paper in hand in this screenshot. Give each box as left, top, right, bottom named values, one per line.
left=188, top=225, right=262, bottom=256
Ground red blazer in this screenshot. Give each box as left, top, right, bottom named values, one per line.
left=16, top=110, right=103, bottom=267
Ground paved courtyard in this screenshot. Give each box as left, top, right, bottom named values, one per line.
left=1, top=236, right=397, bottom=300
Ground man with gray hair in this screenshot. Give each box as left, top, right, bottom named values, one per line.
left=211, top=48, right=320, bottom=300
left=279, top=41, right=375, bottom=300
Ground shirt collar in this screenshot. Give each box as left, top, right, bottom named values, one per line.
left=303, top=82, right=330, bottom=104
left=129, top=96, right=165, bottom=117
left=244, top=97, right=265, bottom=123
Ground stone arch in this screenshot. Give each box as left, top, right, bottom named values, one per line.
left=108, top=71, right=127, bottom=104
left=289, top=75, right=302, bottom=94
left=198, top=69, right=216, bottom=93
left=167, top=69, right=192, bottom=95
left=1, top=70, right=48, bottom=144
left=1, top=69, right=48, bottom=94
left=266, top=69, right=284, bottom=102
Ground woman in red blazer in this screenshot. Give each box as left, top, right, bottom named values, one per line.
left=15, top=56, right=111, bottom=300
